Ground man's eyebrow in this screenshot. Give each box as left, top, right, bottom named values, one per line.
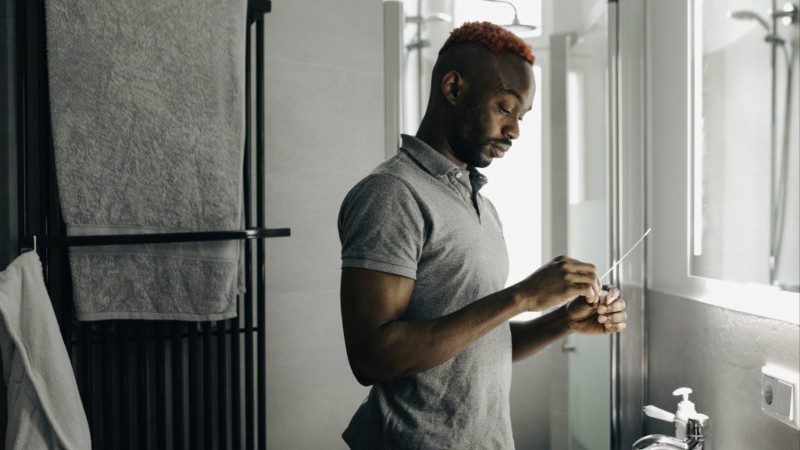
left=498, top=87, right=523, bottom=103
left=498, top=87, right=532, bottom=112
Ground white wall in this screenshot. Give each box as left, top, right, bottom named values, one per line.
left=262, top=1, right=382, bottom=447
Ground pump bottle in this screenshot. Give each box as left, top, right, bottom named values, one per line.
left=672, top=387, right=696, bottom=439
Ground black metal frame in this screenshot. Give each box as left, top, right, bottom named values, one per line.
left=15, top=1, right=280, bottom=448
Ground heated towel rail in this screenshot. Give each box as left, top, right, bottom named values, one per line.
left=15, top=0, right=282, bottom=448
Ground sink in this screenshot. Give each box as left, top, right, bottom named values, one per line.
left=632, top=435, right=692, bottom=450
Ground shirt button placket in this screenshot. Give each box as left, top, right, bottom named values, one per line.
left=449, top=172, right=469, bottom=204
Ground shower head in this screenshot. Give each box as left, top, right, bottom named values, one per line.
left=505, top=15, right=538, bottom=33
left=726, top=10, right=771, bottom=31
left=481, top=0, right=537, bottom=35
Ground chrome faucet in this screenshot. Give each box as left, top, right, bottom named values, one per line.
left=633, top=387, right=710, bottom=450
left=632, top=415, right=710, bottom=450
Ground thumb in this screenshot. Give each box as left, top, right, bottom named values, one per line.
left=567, top=295, right=596, bottom=316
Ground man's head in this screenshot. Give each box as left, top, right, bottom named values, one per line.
left=425, top=22, right=535, bottom=168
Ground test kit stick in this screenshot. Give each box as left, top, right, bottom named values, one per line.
left=600, top=228, right=652, bottom=282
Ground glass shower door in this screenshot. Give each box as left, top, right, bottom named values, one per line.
left=565, top=5, right=611, bottom=450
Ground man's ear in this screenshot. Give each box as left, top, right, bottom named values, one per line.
left=441, top=70, right=466, bottom=106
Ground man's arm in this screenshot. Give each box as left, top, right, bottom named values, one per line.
left=509, top=305, right=572, bottom=362
left=340, top=267, right=524, bottom=386
left=340, top=255, right=604, bottom=386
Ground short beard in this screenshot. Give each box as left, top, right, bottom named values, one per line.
left=451, top=120, right=490, bottom=168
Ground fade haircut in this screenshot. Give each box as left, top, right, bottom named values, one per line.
left=428, top=21, right=534, bottom=104
left=439, top=21, right=534, bottom=65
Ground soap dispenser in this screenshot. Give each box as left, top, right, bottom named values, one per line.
left=640, top=388, right=710, bottom=449
left=672, top=387, right=696, bottom=439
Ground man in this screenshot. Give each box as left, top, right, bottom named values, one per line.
left=337, top=22, right=627, bottom=449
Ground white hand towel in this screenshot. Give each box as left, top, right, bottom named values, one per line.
left=0, top=251, right=91, bottom=449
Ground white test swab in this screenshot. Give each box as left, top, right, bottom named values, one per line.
left=600, top=228, right=652, bottom=282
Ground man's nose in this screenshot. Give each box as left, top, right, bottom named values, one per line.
left=503, top=119, right=519, bottom=140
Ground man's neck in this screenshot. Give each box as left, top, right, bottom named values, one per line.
left=415, top=117, right=467, bottom=170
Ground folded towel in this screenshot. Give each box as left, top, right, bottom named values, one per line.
left=44, top=0, right=248, bottom=321
left=0, top=251, right=91, bottom=450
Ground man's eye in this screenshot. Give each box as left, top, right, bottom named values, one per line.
left=499, top=106, right=511, bottom=114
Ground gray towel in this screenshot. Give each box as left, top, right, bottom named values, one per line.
left=0, top=251, right=91, bottom=450
left=44, top=0, right=248, bottom=321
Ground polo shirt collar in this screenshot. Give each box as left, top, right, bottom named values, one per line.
left=400, top=134, right=489, bottom=191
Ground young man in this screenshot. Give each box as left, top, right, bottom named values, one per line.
left=337, top=22, right=627, bottom=449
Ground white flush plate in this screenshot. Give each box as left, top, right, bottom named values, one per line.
left=762, top=365, right=800, bottom=429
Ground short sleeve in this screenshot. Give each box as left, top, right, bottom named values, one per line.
left=337, top=173, right=425, bottom=280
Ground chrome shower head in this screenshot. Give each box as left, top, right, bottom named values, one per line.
left=481, top=0, right=537, bottom=35
left=506, top=15, right=538, bottom=33
left=726, top=10, right=771, bottom=31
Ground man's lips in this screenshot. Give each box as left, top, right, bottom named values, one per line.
left=490, top=143, right=510, bottom=158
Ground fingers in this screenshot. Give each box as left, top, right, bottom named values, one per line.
left=558, top=259, right=601, bottom=304
left=570, top=283, right=597, bottom=302
left=565, top=273, right=601, bottom=303
left=602, top=322, right=627, bottom=333
left=564, top=273, right=598, bottom=286
left=553, top=255, right=579, bottom=262
left=597, top=298, right=625, bottom=314
left=598, top=311, right=627, bottom=324
left=596, top=297, right=627, bottom=334
left=560, top=260, right=597, bottom=275
left=600, top=286, right=621, bottom=306
left=591, top=275, right=602, bottom=304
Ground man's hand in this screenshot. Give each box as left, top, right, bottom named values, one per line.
left=509, top=256, right=620, bottom=360
left=565, top=285, right=627, bottom=334
left=512, top=255, right=603, bottom=312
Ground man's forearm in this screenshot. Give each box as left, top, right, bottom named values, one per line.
left=360, top=287, right=524, bottom=384
left=509, top=304, right=573, bottom=361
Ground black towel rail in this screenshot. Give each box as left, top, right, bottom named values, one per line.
left=14, top=0, right=279, bottom=448
left=20, top=227, right=290, bottom=249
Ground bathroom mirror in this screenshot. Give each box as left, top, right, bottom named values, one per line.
left=689, top=0, right=799, bottom=292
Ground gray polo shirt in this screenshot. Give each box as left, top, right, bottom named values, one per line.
left=337, top=134, right=513, bottom=449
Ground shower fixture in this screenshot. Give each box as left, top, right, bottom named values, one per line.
left=405, top=13, right=452, bottom=51
left=726, top=2, right=799, bottom=289
left=480, top=0, right=537, bottom=34
left=726, top=2, right=798, bottom=27
left=404, top=1, right=453, bottom=128
left=727, top=9, right=789, bottom=45
left=774, top=2, right=799, bottom=25
left=726, top=10, right=771, bottom=30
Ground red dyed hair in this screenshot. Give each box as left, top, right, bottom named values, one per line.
left=439, top=21, right=534, bottom=65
